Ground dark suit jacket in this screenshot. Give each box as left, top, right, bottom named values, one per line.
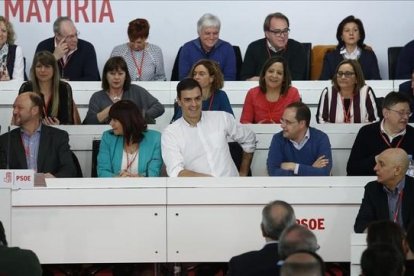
left=227, top=243, right=279, bottom=276
left=399, top=81, right=414, bottom=122
left=0, top=246, right=42, bottom=276
left=35, top=37, right=100, bottom=81
left=0, top=125, right=77, bottom=177
left=354, top=176, right=414, bottom=233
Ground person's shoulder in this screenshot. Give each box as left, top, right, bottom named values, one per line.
left=147, top=43, right=163, bottom=52
left=43, top=125, right=68, bottom=136
left=364, top=180, right=382, bottom=191
left=247, top=38, right=266, bottom=48
left=91, top=89, right=106, bottom=98
left=37, top=37, right=54, bottom=46
left=310, top=126, right=329, bottom=137
left=78, top=38, right=95, bottom=48
left=111, top=43, right=128, bottom=52
left=182, top=38, right=199, bottom=49
left=403, top=39, right=414, bottom=48
left=247, top=86, right=262, bottom=95
left=145, top=129, right=161, bottom=139
left=359, top=121, right=380, bottom=133
left=129, top=84, right=149, bottom=93
left=287, top=38, right=304, bottom=48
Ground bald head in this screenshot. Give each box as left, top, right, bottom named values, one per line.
left=12, top=92, right=44, bottom=129
left=374, top=148, right=409, bottom=189
left=281, top=251, right=324, bottom=276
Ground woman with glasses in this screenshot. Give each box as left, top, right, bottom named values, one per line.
left=110, top=18, right=166, bottom=81
left=320, top=15, right=381, bottom=80
left=240, top=56, right=300, bottom=124
left=316, top=59, right=379, bottom=123
left=97, top=100, right=162, bottom=177
left=0, top=16, right=24, bottom=81
left=171, top=59, right=233, bottom=121
left=19, top=51, right=81, bottom=125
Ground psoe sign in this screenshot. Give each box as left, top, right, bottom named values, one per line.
left=0, top=170, right=34, bottom=189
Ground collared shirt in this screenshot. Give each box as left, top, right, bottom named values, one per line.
left=20, top=125, right=42, bottom=171
left=161, top=111, right=256, bottom=177
left=380, top=119, right=406, bottom=143
left=290, top=128, right=310, bottom=174
left=267, top=40, right=284, bottom=53
left=383, top=178, right=405, bottom=228
left=340, top=46, right=361, bottom=60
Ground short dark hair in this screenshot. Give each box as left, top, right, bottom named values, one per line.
left=366, top=220, right=405, bottom=256
left=128, top=18, right=150, bottom=41
left=259, top=56, right=292, bottom=95
left=261, top=200, right=296, bottom=241
left=286, top=102, right=310, bottom=127
left=189, top=59, right=224, bottom=92
left=263, top=12, right=289, bottom=32
left=332, top=59, right=366, bottom=93
left=336, top=15, right=366, bottom=50
left=108, top=100, right=147, bottom=145
left=0, top=220, right=7, bottom=246
left=176, top=78, right=202, bottom=99
left=382, top=91, right=411, bottom=110
left=102, top=57, right=131, bottom=91
left=361, top=243, right=404, bottom=276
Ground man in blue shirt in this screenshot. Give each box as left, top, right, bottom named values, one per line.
left=267, top=102, right=332, bottom=176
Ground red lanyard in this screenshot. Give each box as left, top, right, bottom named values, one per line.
left=380, top=129, right=405, bottom=148
left=207, top=92, right=215, bottom=110
left=340, top=97, right=352, bottom=123
left=125, top=150, right=138, bottom=172
left=130, top=48, right=145, bottom=80
left=393, top=190, right=404, bottom=223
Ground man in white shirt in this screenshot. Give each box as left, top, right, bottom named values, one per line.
left=161, top=78, right=256, bottom=177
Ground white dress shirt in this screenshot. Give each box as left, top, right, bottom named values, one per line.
left=161, top=111, right=256, bottom=177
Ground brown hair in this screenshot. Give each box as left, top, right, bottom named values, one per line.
left=332, top=59, right=365, bottom=93
left=102, top=56, right=131, bottom=91
left=0, top=16, right=15, bottom=44
left=189, top=59, right=224, bottom=93
left=259, top=56, right=291, bottom=95
left=128, top=18, right=150, bottom=41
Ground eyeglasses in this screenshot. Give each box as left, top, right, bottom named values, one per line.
left=387, top=108, right=413, bottom=118
left=280, top=118, right=298, bottom=126
left=336, top=71, right=355, bottom=78
left=267, top=28, right=290, bottom=37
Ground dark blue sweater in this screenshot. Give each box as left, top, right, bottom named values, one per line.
left=267, top=127, right=332, bottom=176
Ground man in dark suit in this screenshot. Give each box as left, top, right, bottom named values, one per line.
left=0, top=220, right=42, bottom=275
left=0, top=92, right=76, bottom=177
left=399, top=70, right=414, bottom=122
left=227, top=200, right=296, bottom=276
left=354, top=148, right=414, bottom=233
left=35, top=16, right=100, bottom=81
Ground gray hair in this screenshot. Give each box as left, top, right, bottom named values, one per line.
left=53, top=16, right=73, bottom=35
left=279, top=224, right=319, bottom=259
left=261, top=200, right=296, bottom=241
left=197, top=13, right=221, bottom=34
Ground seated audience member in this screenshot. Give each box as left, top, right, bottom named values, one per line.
left=317, top=59, right=379, bottom=123
left=267, top=102, right=332, bottom=176
left=366, top=220, right=405, bottom=256
left=354, top=148, right=414, bottom=233
left=162, top=78, right=256, bottom=177
left=110, top=18, right=166, bottom=81
left=319, top=15, right=381, bottom=80
left=0, top=16, right=24, bottom=81
left=398, top=70, right=414, bottom=122
left=278, top=224, right=319, bottom=260
left=0, top=221, right=42, bottom=275
left=405, top=223, right=414, bottom=275
left=280, top=250, right=325, bottom=276
left=347, top=92, right=414, bottom=176
left=19, top=51, right=80, bottom=125
left=83, top=56, right=164, bottom=124
left=97, top=100, right=162, bottom=177
left=35, top=16, right=100, bottom=81
left=396, top=39, right=414, bottom=79
left=240, top=56, right=300, bottom=124
left=360, top=243, right=405, bottom=276
left=240, top=12, right=307, bottom=81
left=172, top=59, right=233, bottom=121
left=227, top=200, right=296, bottom=276
left=178, top=13, right=236, bottom=81
left=0, top=92, right=77, bottom=177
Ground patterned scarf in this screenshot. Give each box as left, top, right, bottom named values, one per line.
left=0, top=43, right=8, bottom=67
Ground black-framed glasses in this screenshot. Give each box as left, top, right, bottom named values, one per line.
left=267, top=28, right=290, bottom=37
left=387, top=108, right=413, bottom=118
left=280, top=118, right=298, bottom=126
left=336, top=71, right=355, bottom=78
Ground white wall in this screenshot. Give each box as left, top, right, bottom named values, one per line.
left=1, top=0, right=414, bottom=80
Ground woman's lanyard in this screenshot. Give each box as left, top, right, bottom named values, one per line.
left=340, top=97, right=352, bottom=123
left=380, top=129, right=405, bottom=148
left=130, top=48, right=145, bottom=81
left=393, top=190, right=404, bottom=223
left=125, top=149, right=138, bottom=173
left=207, top=92, right=215, bottom=110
